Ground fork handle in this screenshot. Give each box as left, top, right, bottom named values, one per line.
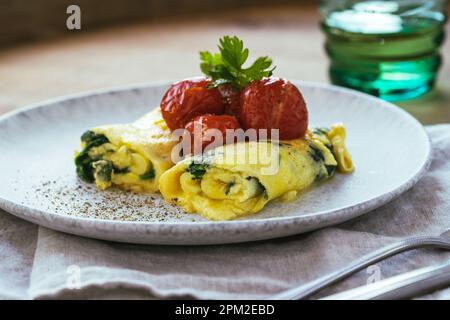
left=270, top=236, right=447, bottom=300
left=321, top=261, right=450, bottom=300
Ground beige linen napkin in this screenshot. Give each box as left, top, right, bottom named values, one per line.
left=1, top=125, right=450, bottom=300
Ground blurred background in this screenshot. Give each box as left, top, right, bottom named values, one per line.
left=0, top=0, right=449, bottom=123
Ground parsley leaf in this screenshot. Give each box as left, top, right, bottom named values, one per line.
left=200, top=36, right=275, bottom=89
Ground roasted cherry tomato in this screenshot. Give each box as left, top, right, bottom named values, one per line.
left=218, top=84, right=241, bottom=117
left=184, top=114, right=241, bottom=152
left=160, top=78, right=225, bottom=131
left=239, top=77, right=308, bottom=140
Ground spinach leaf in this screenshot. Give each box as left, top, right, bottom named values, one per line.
left=246, top=176, right=269, bottom=199
left=309, top=144, right=325, bottom=162
left=75, top=131, right=109, bottom=183
left=187, top=162, right=209, bottom=180
left=325, top=164, right=337, bottom=177
left=316, top=164, right=337, bottom=182
left=81, top=130, right=97, bottom=143
left=114, top=166, right=130, bottom=174
left=76, top=159, right=95, bottom=183
left=140, top=168, right=155, bottom=180
left=225, top=181, right=235, bottom=195
left=312, top=127, right=329, bottom=136
left=94, top=160, right=113, bottom=182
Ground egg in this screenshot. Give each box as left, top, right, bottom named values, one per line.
left=74, top=108, right=178, bottom=193
left=159, top=124, right=353, bottom=221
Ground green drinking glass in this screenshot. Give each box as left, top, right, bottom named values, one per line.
left=320, top=0, right=448, bottom=101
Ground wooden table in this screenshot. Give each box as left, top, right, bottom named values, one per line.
left=1, top=6, right=449, bottom=124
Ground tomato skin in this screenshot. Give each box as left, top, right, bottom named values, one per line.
left=160, top=78, right=225, bottom=131
left=239, top=77, right=308, bottom=140
left=184, top=114, right=241, bottom=151
left=218, top=84, right=241, bottom=117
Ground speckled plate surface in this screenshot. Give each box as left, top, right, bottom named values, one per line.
left=0, top=81, right=431, bottom=245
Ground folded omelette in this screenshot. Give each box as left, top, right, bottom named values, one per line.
left=159, top=124, right=353, bottom=220
left=74, top=108, right=177, bottom=193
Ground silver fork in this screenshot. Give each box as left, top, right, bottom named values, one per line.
left=270, top=229, right=450, bottom=300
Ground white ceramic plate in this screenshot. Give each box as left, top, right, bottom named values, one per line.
left=0, top=81, right=431, bottom=245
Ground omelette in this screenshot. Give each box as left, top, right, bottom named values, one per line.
left=73, top=37, right=356, bottom=222
left=74, top=108, right=177, bottom=193
left=159, top=124, right=353, bottom=221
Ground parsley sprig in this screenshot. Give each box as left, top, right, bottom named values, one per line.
left=200, top=36, right=275, bottom=89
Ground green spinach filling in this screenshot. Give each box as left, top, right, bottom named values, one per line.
left=187, top=161, right=210, bottom=180
left=224, top=181, right=235, bottom=195
left=309, top=143, right=325, bottom=162
left=75, top=131, right=110, bottom=183
left=311, top=127, right=329, bottom=136
left=246, top=176, right=269, bottom=200
left=308, top=141, right=337, bottom=181
left=325, top=164, right=336, bottom=177
left=114, top=166, right=130, bottom=175
left=75, top=130, right=154, bottom=184
left=140, top=168, right=156, bottom=180
left=93, top=160, right=114, bottom=182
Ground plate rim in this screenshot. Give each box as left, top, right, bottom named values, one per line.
left=0, top=81, right=432, bottom=239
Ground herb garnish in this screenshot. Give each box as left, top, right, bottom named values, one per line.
left=200, top=36, right=275, bottom=89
